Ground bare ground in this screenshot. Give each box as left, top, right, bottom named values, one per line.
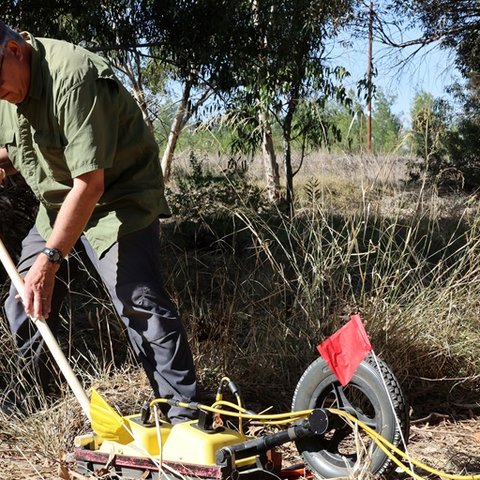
left=404, top=415, right=480, bottom=477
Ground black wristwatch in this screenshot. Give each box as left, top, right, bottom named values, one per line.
left=42, top=247, right=64, bottom=264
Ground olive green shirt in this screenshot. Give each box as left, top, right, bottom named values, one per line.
left=0, top=33, right=170, bottom=256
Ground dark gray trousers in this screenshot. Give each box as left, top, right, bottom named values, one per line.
left=4, top=221, right=197, bottom=423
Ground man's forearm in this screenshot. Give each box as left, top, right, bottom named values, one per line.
left=21, top=168, right=105, bottom=320
left=46, top=169, right=105, bottom=257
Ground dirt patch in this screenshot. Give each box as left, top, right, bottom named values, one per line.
left=405, top=416, right=480, bottom=476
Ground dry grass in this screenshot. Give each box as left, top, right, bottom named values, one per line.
left=172, top=148, right=409, bottom=186
left=0, top=365, right=153, bottom=480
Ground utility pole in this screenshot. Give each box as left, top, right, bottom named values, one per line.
left=366, top=0, right=374, bottom=153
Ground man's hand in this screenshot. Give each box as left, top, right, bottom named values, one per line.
left=22, top=253, right=59, bottom=320
left=19, top=168, right=104, bottom=320
left=0, top=147, right=18, bottom=181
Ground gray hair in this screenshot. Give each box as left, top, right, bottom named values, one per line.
left=0, top=21, right=24, bottom=57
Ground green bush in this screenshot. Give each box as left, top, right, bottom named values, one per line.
left=166, top=151, right=267, bottom=219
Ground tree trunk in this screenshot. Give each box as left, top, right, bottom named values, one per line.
left=131, top=82, right=154, bottom=133
left=259, top=111, right=280, bottom=203
left=161, top=80, right=192, bottom=183
left=253, top=0, right=280, bottom=203
left=112, top=52, right=155, bottom=133
left=283, top=87, right=300, bottom=217
left=284, top=136, right=294, bottom=217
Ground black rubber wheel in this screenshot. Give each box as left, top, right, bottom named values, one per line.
left=292, top=355, right=409, bottom=478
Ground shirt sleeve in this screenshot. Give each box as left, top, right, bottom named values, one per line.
left=0, top=103, right=19, bottom=166
left=59, top=77, right=120, bottom=178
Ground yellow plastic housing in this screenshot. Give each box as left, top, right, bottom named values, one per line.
left=126, top=415, right=173, bottom=455
left=98, top=415, right=172, bottom=456
left=91, top=417, right=251, bottom=467
left=162, top=421, right=248, bottom=465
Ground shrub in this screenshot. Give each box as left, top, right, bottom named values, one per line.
left=166, top=151, right=267, bottom=219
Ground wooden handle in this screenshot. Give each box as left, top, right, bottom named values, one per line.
left=0, top=239, right=91, bottom=420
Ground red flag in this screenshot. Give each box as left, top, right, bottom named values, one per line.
left=317, top=314, right=372, bottom=386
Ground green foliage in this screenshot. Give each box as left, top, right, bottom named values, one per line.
left=391, top=0, right=480, bottom=78
left=407, top=91, right=453, bottom=184
left=1, top=0, right=146, bottom=48
left=143, top=57, right=170, bottom=97
left=446, top=118, right=480, bottom=188
left=154, top=103, right=232, bottom=156
left=326, top=95, right=361, bottom=152
left=222, top=104, right=264, bottom=159
left=407, top=86, right=480, bottom=189
left=372, top=91, right=403, bottom=153
left=319, top=88, right=403, bottom=154
left=291, top=94, right=345, bottom=155
left=165, top=152, right=266, bottom=219
left=143, top=1, right=255, bottom=89
left=442, top=76, right=480, bottom=189
left=177, top=125, right=233, bottom=157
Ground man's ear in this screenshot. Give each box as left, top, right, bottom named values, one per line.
left=5, top=40, right=24, bottom=61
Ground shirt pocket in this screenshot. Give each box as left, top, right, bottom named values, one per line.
left=0, top=128, right=19, bottom=167
left=33, top=130, right=70, bottom=181
left=0, top=128, right=16, bottom=147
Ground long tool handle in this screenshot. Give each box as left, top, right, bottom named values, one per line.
left=0, top=239, right=91, bottom=420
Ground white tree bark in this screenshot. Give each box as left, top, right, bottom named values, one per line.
left=253, top=0, right=281, bottom=203
left=131, top=85, right=154, bottom=133
left=259, top=111, right=280, bottom=202
left=161, top=80, right=192, bottom=183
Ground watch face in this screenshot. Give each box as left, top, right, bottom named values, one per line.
left=43, top=247, right=63, bottom=264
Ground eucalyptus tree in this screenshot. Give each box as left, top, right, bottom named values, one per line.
left=383, top=1, right=480, bottom=187
left=140, top=0, right=256, bottom=181
left=372, top=91, right=402, bottom=153
left=228, top=0, right=355, bottom=212
left=408, top=91, right=453, bottom=183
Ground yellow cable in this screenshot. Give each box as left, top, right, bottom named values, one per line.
left=214, top=377, right=245, bottom=434
left=331, top=408, right=427, bottom=480
left=208, top=399, right=307, bottom=426
left=149, top=398, right=312, bottom=422
left=203, top=401, right=480, bottom=479
left=368, top=428, right=428, bottom=480
left=148, top=397, right=480, bottom=480
left=329, top=408, right=480, bottom=480
left=211, top=399, right=245, bottom=411
left=235, top=392, right=244, bottom=435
